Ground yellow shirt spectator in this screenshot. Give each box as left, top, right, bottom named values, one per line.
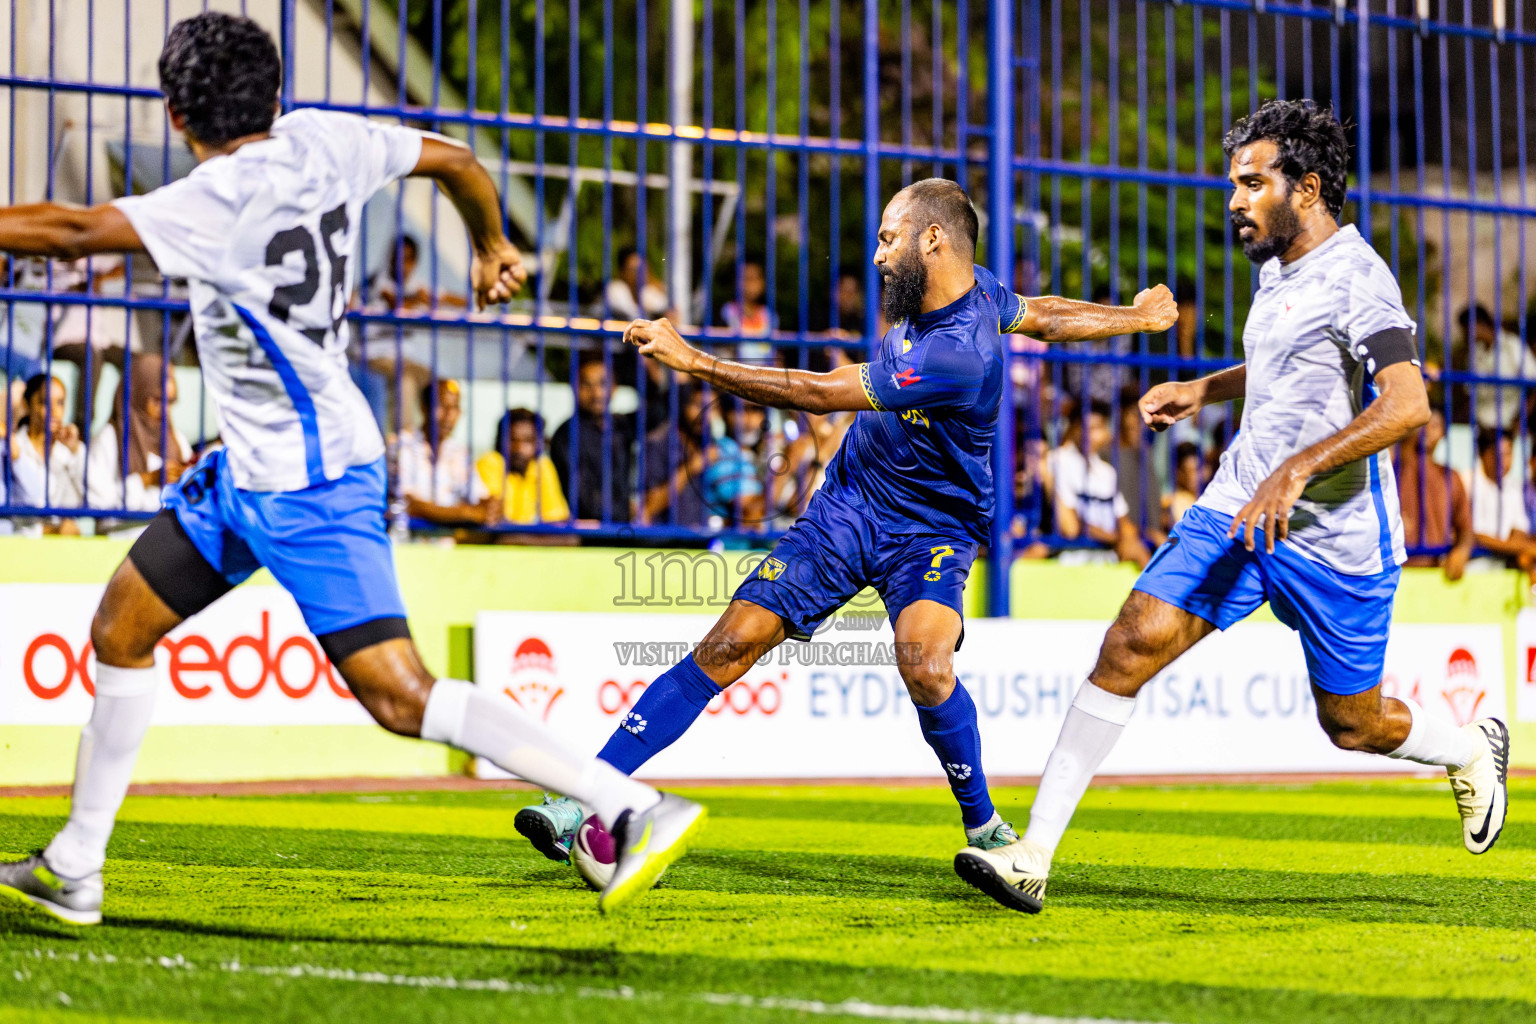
left=475, top=451, right=571, bottom=524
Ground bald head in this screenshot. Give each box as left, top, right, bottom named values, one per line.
left=899, top=178, right=978, bottom=261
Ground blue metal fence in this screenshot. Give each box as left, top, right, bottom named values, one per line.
left=3, top=1, right=1535, bottom=616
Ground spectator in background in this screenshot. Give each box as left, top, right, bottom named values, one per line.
left=641, top=383, right=708, bottom=528
left=477, top=408, right=569, bottom=525
left=11, top=373, right=83, bottom=534
left=51, top=255, right=145, bottom=429
left=712, top=397, right=769, bottom=527
left=1463, top=428, right=1536, bottom=579
left=374, top=235, right=467, bottom=311
left=776, top=349, right=857, bottom=521
left=1397, top=408, right=1472, bottom=581
left=1205, top=420, right=1232, bottom=481
left=86, top=354, right=192, bottom=537
left=1062, top=290, right=1130, bottom=406
left=1009, top=260, right=1052, bottom=545
left=1461, top=304, right=1536, bottom=430
left=549, top=352, right=634, bottom=523
left=604, top=245, right=670, bottom=322
left=1163, top=441, right=1203, bottom=531
left=374, top=235, right=422, bottom=308
left=1526, top=445, right=1536, bottom=540
left=360, top=236, right=468, bottom=436
left=392, top=379, right=496, bottom=528
left=721, top=259, right=776, bottom=363
left=834, top=270, right=865, bottom=335
left=0, top=411, right=44, bottom=536
left=1113, top=394, right=1166, bottom=546
left=1, top=255, right=49, bottom=390
left=1174, top=282, right=1202, bottom=360
left=1047, top=400, right=1149, bottom=567
left=826, top=269, right=888, bottom=341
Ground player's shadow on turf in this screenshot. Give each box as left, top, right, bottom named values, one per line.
left=1059, top=881, right=1441, bottom=911
left=0, top=905, right=90, bottom=940
left=105, top=914, right=594, bottom=954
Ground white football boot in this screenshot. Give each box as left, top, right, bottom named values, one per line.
left=599, top=793, right=706, bottom=914
left=0, top=853, right=103, bottom=925
left=1449, top=718, right=1510, bottom=855
left=953, top=836, right=1051, bottom=913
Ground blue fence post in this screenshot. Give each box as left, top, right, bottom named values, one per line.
left=987, top=0, right=1015, bottom=619
left=1355, top=0, right=1371, bottom=242
left=862, top=0, right=881, bottom=350
left=280, top=0, right=296, bottom=113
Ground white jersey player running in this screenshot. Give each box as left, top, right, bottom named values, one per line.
left=957, top=99, right=1508, bottom=914
left=0, top=12, right=702, bottom=923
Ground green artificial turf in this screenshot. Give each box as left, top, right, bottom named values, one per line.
left=0, top=779, right=1529, bottom=1024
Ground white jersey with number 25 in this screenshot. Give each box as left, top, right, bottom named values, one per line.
left=113, top=108, right=425, bottom=493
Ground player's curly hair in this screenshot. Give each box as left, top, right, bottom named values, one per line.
left=158, top=12, right=281, bottom=147
left=1222, top=99, right=1350, bottom=219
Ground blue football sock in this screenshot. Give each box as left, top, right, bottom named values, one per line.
left=914, top=681, right=995, bottom=829
left=597, top=653, right=722, bottom=775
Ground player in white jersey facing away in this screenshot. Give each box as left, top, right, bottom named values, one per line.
left=957, top=99, right=1510, bottom=914
left=0, top=12, right=702, bottom=923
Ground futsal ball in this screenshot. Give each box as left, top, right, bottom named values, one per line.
left=570, top=814, right=617, bottom=891
left=569, top=813, right=667, bottom=892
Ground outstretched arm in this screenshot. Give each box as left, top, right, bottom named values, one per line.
left=0, top=203, right=143, bottom=260
left=1012, top=284, right=1179, bottom=342
left=410, top=136, right=526, bottom=310
left=1139, top=364, right=1247, bottom=432
left=1228, top=360, right=1429, bottom=552
left=624, top=318, right=874, bottom=414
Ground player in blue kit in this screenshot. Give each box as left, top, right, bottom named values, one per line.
left=516, top=178, right=1179, bottom=891
left=0, top=12, right=700, bottom=923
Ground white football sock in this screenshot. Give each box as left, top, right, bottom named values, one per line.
left=420, top=679, right=659, bottom=829
left=1023, top=680, right=1137, bottom=856
left=44, top=664, right=159, bottom=879
left=1387, top=698, right=1474, bottom=770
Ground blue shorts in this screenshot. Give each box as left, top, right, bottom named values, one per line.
left=163, top=448, right=407, bottom=637
left=733, top=491, right=976, bottom=643
left=1134, top=505, right=1400, bottom=696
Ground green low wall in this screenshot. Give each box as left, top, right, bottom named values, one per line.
left=0, top=535, right=1526, bottom=783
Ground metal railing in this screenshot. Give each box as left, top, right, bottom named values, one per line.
left=3, top=1, right=1535, bottom=616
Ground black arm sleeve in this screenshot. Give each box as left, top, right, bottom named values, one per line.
left=1357, top=327, right=1421, bottom=374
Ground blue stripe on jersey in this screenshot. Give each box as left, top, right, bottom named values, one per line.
left=234, top=304, right=326, bottom=489
left=1366, top=450, right=1393, bottom=569
left=1361, top=379, right=1394, bottom=568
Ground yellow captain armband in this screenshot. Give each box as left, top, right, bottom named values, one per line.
left=1002, top=295, right=1028, bottom=334
left=859, top=363, right=886, bottom=411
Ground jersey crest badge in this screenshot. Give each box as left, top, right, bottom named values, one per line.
left=900, top=408, right=930, bottom=428
left=757, top=557, right=787, bottom=581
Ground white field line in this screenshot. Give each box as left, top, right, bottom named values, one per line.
left=16, top=948, right=1169, bottom=1024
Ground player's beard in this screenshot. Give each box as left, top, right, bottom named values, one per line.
left=879, top=247, right=928, bottom=324
left=1232, top=196, right=1301, bottom=264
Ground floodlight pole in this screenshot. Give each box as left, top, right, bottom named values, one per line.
left=986, top=0, right=1015, bottom=619
left=668, top=0, right=695, bottom=317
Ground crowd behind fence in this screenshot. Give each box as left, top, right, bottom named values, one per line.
left=4, top=1, right=1536, bottom=610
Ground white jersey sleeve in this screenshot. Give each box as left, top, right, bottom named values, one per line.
left=115, top=170, right=239, bottom=282
left=1330, top=259, right=1415, bottom=345
left=111, top=109, right=427, bottom=493
left=281, top=107, right=424, bottom=199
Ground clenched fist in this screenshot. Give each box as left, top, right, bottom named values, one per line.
left=1132, top=283, right=1180, bottom=334
left=623, top=318, right=701, bottom=374
left=471, top=239, right=527, bottom=310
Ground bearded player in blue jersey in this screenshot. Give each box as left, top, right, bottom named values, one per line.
left=516, top=177, right=1178, bottom=897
